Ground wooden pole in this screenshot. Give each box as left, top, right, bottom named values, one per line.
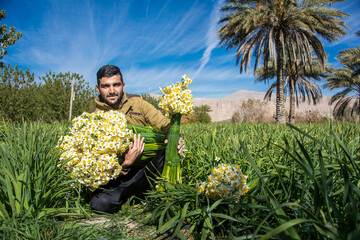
left=69, top=77, right=75, bottom=121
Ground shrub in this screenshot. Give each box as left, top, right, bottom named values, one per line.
left=294, top=109, right=327, bottom=123
left=231, top=99, right=272, bottom=123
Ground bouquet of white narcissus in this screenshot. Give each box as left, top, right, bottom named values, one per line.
left=158, top=74, right=194, bottom=119
left=57, top=110, right=165, bottom=189
left=199, top=163, right=249, bottom=202
left=158, top=75, right=194, bottom=184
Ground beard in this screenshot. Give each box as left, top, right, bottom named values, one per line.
left=99, top=92, right=124, bottom=109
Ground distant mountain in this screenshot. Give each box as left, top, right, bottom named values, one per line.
left=221, top=90, right=266, bottom=100
left=194, top=91, right=333, bottom=122
left=147, top=90, right=333, bottom=122
left=147, top=90, right=266, bottom=100
left=147, top=93, right=161, bottom=99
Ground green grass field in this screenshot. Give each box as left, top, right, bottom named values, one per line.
left=0, top=121, right=359, bottom=239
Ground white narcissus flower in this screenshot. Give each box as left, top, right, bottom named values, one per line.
left=57, top=110, right=133, bottom=189
left=199, top=163, right=249, bottom=202
left=158, top=75, right=194, bottom=119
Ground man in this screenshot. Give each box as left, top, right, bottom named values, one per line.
left=90, top=65, right=182, bottom=213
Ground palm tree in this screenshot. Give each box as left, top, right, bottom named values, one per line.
left=255, top=58, right=326, bottom=122
left=325, top=33, right=360, bottom=117
left=218, top=0, right=348, bottom=123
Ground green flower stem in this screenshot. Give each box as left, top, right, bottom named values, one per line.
left=162, top=113, right=182, bottom=184
left=118, top=124, right=166, bottom=168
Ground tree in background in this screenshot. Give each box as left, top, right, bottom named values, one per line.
left=141, top=93, right=160, bottom=110
left=0, top=10, right=22, bottom=68
left=0, top=10, right=96, bottom=122
left=194, top=105, right=212, bottom=123
left=0, top=68, right=96, bottom=122
left=325, top=31, right=360, bottom=118
left=182, top=105, right=212, bottom=124
left=38, top=71, right=96, bottom=122
left=218, top=0, right=348, bottom=123
left=255, top=58, right=325, bottom=123
left=0, top=64, right=37, bottom=122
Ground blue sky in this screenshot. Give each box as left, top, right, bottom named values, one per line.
left=2, top=0, right=360, bottom=98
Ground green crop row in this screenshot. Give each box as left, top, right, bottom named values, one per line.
left=0, top=121, right=359, bottom=239
left=146, top=122, right=360, bottom=239
left=0, top=121, right=95, bottom=239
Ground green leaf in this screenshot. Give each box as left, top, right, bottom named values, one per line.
left=158, top=213, right=180, bottom=234
left=208, top=199, right=223, bottom=212
left=173, top=202, right=190, bottom=239
left=211, top=213, right=247, bottom=224
left=259, top=218, right=312, bottom=240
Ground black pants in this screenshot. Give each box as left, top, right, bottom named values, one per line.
left=90, top=150, right=165, bottom=213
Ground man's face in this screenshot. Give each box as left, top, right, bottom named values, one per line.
left=96, top=75, right=125, bottom=109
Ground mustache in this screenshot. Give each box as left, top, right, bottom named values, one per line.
left=106, top=94, right=118, bottom=97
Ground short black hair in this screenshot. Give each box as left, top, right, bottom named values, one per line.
left=96, top=65, right=123, bottom=85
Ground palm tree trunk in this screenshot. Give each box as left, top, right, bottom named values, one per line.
left=289, top=79, right=295, bottom=123
left=275, top=33, right=286, bottom=124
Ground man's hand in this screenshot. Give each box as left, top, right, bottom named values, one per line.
left=164, top=136, right=184, bottom=156
left=122, top=134, right=145, bottom=168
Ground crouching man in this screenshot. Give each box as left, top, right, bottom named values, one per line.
left=90, top=65, right=182, bottom=213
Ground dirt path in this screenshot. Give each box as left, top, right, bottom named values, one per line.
left=79, top=216, right=192, bottom=239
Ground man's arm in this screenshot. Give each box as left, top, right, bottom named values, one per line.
left=140, top=99, right=170, bottom=133
left=139, top=99, right=183, bottom=156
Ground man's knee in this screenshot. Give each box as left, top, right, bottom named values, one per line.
left=90, top=195, right=119, bottom=213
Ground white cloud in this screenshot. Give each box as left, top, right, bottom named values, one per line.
left=146, top=1, right=208, bottom=57
left=122, top=64, right=262, bottom=98
left=194, top=0, right=224, bottom=78
left=124, top=66, right=192, bottom=94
